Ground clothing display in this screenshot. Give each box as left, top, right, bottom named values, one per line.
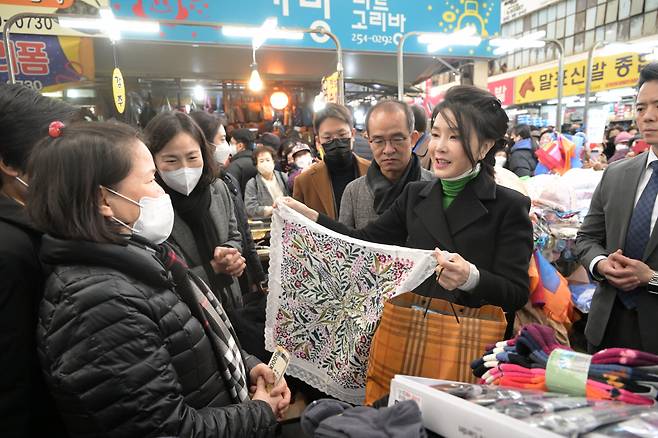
left=265, top=204, right=437, bottom=404
left=471, top=324, right=658, bottom=406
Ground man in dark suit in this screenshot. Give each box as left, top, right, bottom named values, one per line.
left=576, top=62, right=658, bottom=354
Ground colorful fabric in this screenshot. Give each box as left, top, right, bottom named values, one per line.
left=535, top=134, right=577, bottom=175
left=529, top=251, right=573, bottom=323
left=265, top=205, right=437, bottom=404
left=593, top=348, right=658, bottom=367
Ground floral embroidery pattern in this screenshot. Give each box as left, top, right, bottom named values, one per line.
left=266, top=205, right=436, bottom=404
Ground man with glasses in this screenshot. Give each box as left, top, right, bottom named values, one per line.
left=339, top=100, right=434, bottom=229
left=293, top=103, right=370, bottom=220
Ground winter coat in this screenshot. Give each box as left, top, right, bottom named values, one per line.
left=0, top=195, right=67, bottom=437
left=227, top=150, right=258, bottom=196
left=244, top=172, right=290, bottom=218
left=37, top=235, right=277, bottom=438
left=508, top=138, right=538, bottom=178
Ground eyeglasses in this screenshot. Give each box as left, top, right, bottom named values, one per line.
left=368, top=136, right=409, bottom=149
left=319, top=134, right=351, bottom=143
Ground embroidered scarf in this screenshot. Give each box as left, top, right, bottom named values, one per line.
left=265, top=205, right=437, bottom=404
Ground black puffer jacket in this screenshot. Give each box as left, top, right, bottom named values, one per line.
left=37, top=235, right=277, bottom=438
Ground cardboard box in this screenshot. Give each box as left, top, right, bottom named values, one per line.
left=388, top=375, right=562, bottom=438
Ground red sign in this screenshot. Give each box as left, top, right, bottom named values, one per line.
left=488, top=77, right=515, bottom=106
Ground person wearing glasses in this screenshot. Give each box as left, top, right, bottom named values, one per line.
left=282, top=86, right=533, bottom=335
left=339, top=100, right=434, bottom=228
left=292, top=103, right=370, bottom=220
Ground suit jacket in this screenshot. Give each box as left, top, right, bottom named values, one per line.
left=292, top=154, right=370, bottom=220
left=168, top=180, right=244, bottom=309
left=318, top=172, right=533, bottom=313
left=576, top=152, right=658, bottom=353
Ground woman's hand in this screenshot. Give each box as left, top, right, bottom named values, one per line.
left=275, top=197, right=319, bottom=222
left=210, top=247, right=246, bottom=277
left=434, top=249, right=470, bottom=291
left=249, top=364, right=291, bottom=420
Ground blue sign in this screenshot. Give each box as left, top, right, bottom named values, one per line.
left=111, top=0, right=500, bottom=57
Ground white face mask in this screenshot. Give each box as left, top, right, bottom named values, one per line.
left=257, top=161, right=275, bottom=176
left=295, top=154, right=313, bottom=170
left=159, top=166, right=203, bottom=196
left=212, top=141, right=233, bottom=165
left=103, top=187, right=174, bottom=245
left=494, top=156, right=507, bottom=168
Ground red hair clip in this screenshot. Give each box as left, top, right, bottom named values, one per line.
left=48, top=120, right=65, bottom=138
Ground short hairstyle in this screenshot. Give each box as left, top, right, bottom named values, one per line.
left=365, top=100, right=415, bottom=134
left=313, top=103, right=353, bottom=134
left=27, top=121, right=140, bottom=244
left=411, top=105, right=428, bottom=133
left=231, top=128, right=255, bottom=148
left=513, top=124, right=532, bottom=139
left=431, top=86, right=509, bottom=177
left=638, top=62, right=658, bottom=89
left=143, top=111, right=217, bottom=188
left=259, top=132, right=281, bottom=150
left=0, top=84, right=80, bottom=188
left=252, top=145, right=276, bottom=165
left=189, top=111, right=222, bottom=145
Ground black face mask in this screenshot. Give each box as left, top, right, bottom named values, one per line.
left=322, top=138, right=353, bottom=170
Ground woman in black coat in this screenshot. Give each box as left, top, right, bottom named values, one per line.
left=27, top=121, right=289, bottom=438
left=282, top=86, right=533, bottom=329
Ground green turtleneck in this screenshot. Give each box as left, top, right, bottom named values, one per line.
left=441, top=169, right=480, bottom=209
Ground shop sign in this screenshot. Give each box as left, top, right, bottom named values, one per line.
left=321, top=71, right=338, bottom=104
left=487, top=77, right=514, bottom=106
left=109, top=0, right=501, bottom=57
left=502, top=0, right=559, bottom=24
left=0, top=0, right=108, bottom=37
left=112, top=67, right=125, bottom=113
left=0, top=34, right=95, bottom=91
left=514, top=52, right=652, bottom=105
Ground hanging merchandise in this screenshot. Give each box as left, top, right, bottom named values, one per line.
left=265, top=205, right=437, bottom=404
left=111, top=44, right=125, bottom=115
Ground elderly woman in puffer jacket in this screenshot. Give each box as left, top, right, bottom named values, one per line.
left=27, top=121, right=290, bottom=438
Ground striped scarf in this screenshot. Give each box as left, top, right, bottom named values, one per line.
left=162, top=247, right=249, bottom=403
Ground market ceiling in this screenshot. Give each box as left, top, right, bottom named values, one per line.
left=94, top=38, right=446, bottom=87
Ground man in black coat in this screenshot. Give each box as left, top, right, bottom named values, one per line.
left=227, top=128, right=258, bottom=195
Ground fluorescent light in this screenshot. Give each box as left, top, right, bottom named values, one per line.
left=42, top=91, right=63, bottom=98
left=58, top=9, right=159, bottom=41
left=66, top=88, right=95, bottom=98
left=490, top=30, right=546, bottom=55
left=417, top=26, right=481, bottom=53
left=193, top=84, right=206, bottom=101
left=599, top=40, right=658, bottom=56
left=222, top=17, right=304, bottom=50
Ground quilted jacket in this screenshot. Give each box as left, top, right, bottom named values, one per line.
left=37, top=235, right=277, bottom=438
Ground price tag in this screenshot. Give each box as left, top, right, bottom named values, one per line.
left=112, top=67, right=125, bottom=114
left=546, top=349, right=591, bottom=396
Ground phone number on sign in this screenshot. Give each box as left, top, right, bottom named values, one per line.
left=5, top=79, right=44, bottom=90
left=352, top=32, right=403, bottom=46
left=0, top=16, right=54, bottom=31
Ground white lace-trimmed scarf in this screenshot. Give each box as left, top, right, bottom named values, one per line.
left=265, top=205, right=437, bottom=404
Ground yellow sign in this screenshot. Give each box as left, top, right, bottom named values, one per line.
left=322, top=72, right=339, bottom=104
left=515, top=52, right=651, bottom=104
left=112, top=67, right=125, bottom=114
